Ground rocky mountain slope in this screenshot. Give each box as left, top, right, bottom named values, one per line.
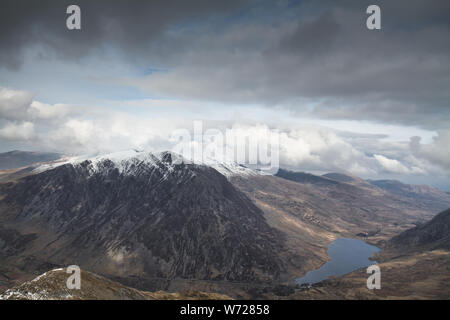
left=0, top=150, right=288, bottom=295
left=386, top=208, right=450, bottom=253
left=228, top=169, right=450, bottom=280
left=0, top=268, right=231, bottom=300
left=280, top=170, right=450, bottom=215
left=232, top=169, right=447, bottom=247
left=1, top=151, right=449, bottom=298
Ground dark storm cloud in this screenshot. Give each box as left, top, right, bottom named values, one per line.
left=1, top=0, right=449, bottom=130
left=0, top=0, right=253, bottom=68
left=278, top=11, right=341, bottom=58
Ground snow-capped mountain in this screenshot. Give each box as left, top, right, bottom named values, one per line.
left=2, top=149, right=450, bottom=299
left=33, top=149, right=258, bottom=178
left=0, top=149, right=287, bottom=294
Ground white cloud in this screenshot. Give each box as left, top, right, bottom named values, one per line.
left=410, top=131, right=450, bottom=170
left=374, top=154, right=412, bottom=174
left=0, top=87, right=34, bottom=121
left=0, top=87, right=76, bottom=125
left=278, top=126, right=376, bottom=175
left=1, top=87, right=449, bottom=186
left=28, top=101, right=71, bottom=120
left=0, top=121, right=35, bottom=141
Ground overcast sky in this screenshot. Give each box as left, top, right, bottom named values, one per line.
left=0, top=0, right=449, bottom=189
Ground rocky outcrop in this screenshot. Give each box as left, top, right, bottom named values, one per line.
left=0, top=268, right=231, bottom=300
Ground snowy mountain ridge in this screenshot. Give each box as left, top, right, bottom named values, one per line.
left=33, top=149, right=258, bottom=178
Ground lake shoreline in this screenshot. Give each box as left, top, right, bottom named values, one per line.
left=295, top=238, right=381, bottom=286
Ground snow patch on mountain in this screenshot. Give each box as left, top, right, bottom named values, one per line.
left=0, top=268, right=72, bottom=300
left=32, top=149, right=259, bottom=178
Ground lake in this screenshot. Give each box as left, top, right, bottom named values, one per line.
left=295, top=238, right=381, bottom=285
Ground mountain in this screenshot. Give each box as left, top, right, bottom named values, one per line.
left=0, top=268, right=231, bottom=300
left=0, top=150, right=60, bottom=170
left=322, top=172, right=357, bottom=183
left=369, top=179, right=443, bottom=198
left=0, top=150, right=289, bottom=296
left=234, top=169, right=448, bottom=246
left=368, top=179, right=450, bottom=213
left=275, top=169, right=339, bottom=187
left=227, top=167, right=450, bottom=284
left=275, top=169, right=450, bottom=223
left=387, top=208, right=450, bottom=252
left=226, top=171, right=450, bottom=286
left=2, top=151, right=449, bottom=299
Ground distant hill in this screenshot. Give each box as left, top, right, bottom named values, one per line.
left=322, top=172, right=356, bottom=183
left=275, top=169, right=339, bottom=186
left=0, top=150, right=60, bottom=170
left=368, top=179, right=450, bottom=214
left=323, top=172, right=380, bottom=189
left=369, top=179, right=446, bottom=199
